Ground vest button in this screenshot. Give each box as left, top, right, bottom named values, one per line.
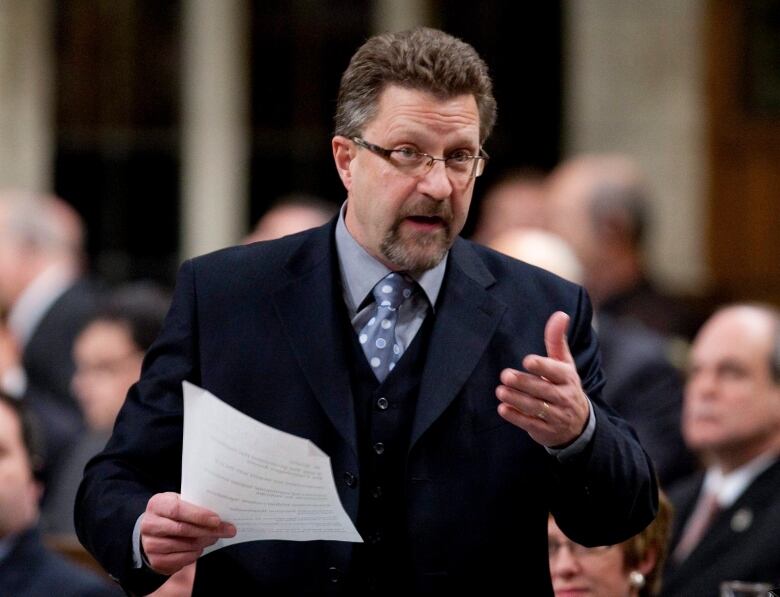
left=373, top=442, right=385, bottom=455
left=327, top=566, right=342, bottom=583
left=376, top=396, right=389, bottom=410
left=343, top=472, right=357, bottom=488
left=371, top=486, right=383, bottom=499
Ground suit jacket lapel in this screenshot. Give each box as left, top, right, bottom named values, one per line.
left=410, top=239, right=506, bottom=452
left=272, top=223, right=358, bottom=456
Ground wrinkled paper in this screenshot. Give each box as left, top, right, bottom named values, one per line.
left=181, top=381, right=362, bottom=554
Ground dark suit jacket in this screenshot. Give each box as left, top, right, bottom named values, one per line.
left=76, top=222, right=658, bottom=595
left=663, top=458, right=780, bottom=596
left=0, top=527, right=122, bottom=597
left=596, top=314, right=696, bottom=487
left=21, top=278, right=99, bottom=490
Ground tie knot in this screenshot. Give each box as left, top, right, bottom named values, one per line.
left=372, top=272, right=416, bottom=310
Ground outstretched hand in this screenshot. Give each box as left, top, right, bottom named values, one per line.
left=495, top=311, right=590, bottom=447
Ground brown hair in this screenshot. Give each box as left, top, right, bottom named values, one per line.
left=621, top=491, right=674, bottom=596
left=334, top=27, right=497, bottom=143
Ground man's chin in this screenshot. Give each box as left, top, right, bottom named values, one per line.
left=382, top=238, right=449, bottom=271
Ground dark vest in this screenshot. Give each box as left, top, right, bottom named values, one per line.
left=342, top=304, right=435, bottom=595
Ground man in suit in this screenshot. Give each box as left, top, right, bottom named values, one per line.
left=0, top=391, right=121, bottom=596
left=663, top=304, right=780, bottom=595
left=76, top=27, right=658, bottom=595
left=0, top=190, right=100, bottom=489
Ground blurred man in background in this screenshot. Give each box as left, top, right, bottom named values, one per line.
left=470, top=168, right=547, bottom=246
left=663, top=304, right=780, bottom=595
left=545, top=155, right=699, bottom=341
left=0, top=390, right=121, bottom=596
left=0, top=190, right=100, bottom=489
left=244, top=194, right=337, bottom=243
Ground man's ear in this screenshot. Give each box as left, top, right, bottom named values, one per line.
left=332, top=136, right=355, bottom=191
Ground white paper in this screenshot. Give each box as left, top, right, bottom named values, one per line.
left=180, top=381, right=362, bottom=554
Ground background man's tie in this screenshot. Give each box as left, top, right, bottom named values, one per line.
left=358, top=272, right=416, bottom=382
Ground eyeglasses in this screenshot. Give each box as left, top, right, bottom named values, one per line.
left=351, top=137, right=488, bottom=181
left=548, top=539, right=615, bottom=560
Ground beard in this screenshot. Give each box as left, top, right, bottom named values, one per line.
left=380, top=197, right=457, bottom=272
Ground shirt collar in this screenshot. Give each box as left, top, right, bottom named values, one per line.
left=703, top=451, right=779, bottom=508
left=334, top=201, right=447, bottom=313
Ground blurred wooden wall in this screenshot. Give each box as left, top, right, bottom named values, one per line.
left=707, top=0, right=780, bottom=305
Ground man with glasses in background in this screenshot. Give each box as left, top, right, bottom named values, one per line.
left=76, top=27, right=657, bottom=595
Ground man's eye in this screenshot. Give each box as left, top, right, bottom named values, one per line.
left=395, top=147, right=420, bottom=160
left=447, top=150, right=472, bottom=163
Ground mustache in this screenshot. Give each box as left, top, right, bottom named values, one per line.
left=397, top=198, right=453, bottom=222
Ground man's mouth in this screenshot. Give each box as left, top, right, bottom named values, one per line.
left=404, top=214, right=446, bottom=228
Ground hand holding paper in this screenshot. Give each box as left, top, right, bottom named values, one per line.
left=179, top=382, right=362, bottom=556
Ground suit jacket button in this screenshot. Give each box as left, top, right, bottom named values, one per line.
left=327, top=566, right=342, bottom=583
left=373, top=442, right=385, bottom=455
left=376, top=397, right=389, bottom=410
left=343, top=472, right=357, bottom=488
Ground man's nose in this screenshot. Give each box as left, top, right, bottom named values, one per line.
left=417, top=159, right=454, bottom=200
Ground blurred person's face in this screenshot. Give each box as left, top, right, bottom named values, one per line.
left=0, top=401, right=40, bottom=537
left=247, top=205, right=331, bottom=243
left=474, top=178, right=546, bottom=244
left=548, top=518, right=636, bottom=597
left=545, top=169, right=600, bottom=274
left=0, top=207, right=28, bottom=310
left=683, top=308, right=780, bottom=470
left=72, top=321, right=143, bottom=431
left=333, top=85, right=480, bottom=272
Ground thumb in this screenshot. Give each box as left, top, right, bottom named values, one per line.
left=544, top=311, right=573, bottom=363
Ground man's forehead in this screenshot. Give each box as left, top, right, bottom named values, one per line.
left=693, top=310, right=773, bottom=361
left=372, top=86, right=479, bottom=133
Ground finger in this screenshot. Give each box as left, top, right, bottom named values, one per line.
left=495, top=383, right=554, bottom=419
left=501, top=365, right=570, bottom=397
left=497, top=402, right=548, bottom=430
left=521, top=355, right=574, bottom=387
left=142, top=514, right=236, bottom=539
left=143, top=534, right=219, bottom=555
left=544, top=311, right=573, bottom=364
left=148, top=492, right=223, bottom=529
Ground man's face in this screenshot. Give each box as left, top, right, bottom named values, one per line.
left=72, top=321, right=143, bottom=432
left=334, top=85, right=481, bottom=271
left=0, top=401, right=39, bottom=537
left=683, top=308, right=780, bottom=468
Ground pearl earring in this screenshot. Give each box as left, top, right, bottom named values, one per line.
left=629, top=570, right=646, bottom=589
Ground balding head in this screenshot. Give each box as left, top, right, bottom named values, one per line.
left=683, top=304, right=780, bottom=470
left=0, top=190, right=85, bottom=308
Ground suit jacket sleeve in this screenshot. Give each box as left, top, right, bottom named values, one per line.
left=75, top=260, right=199, bottom=595
left=549, top=285, right=659, bottom=546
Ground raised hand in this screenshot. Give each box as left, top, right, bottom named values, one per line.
left=495, top=311, right=590, bottom=447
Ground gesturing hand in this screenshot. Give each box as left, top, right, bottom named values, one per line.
left=140, top=492, right=236, bottom=576
left=495, top=311, right=590, bottom=448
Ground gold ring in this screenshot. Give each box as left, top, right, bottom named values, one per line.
left=537, top=401, right=550, bottom=421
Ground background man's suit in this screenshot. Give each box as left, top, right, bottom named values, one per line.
left=0, top=527, right=122, bottom=597
left=76, top=221, right=657, bottom=595
left=662, top=459, right=780, bottom=596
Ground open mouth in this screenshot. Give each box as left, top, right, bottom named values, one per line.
left=405, top=215, right=445, bottom=227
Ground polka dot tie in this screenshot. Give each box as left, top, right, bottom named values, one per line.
left=358, top=272, right=417, bottom=382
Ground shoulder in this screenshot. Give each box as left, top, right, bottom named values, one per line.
left=452, top=239, right=581, bottom=293
left=183, top=223, right=332, bottom=292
